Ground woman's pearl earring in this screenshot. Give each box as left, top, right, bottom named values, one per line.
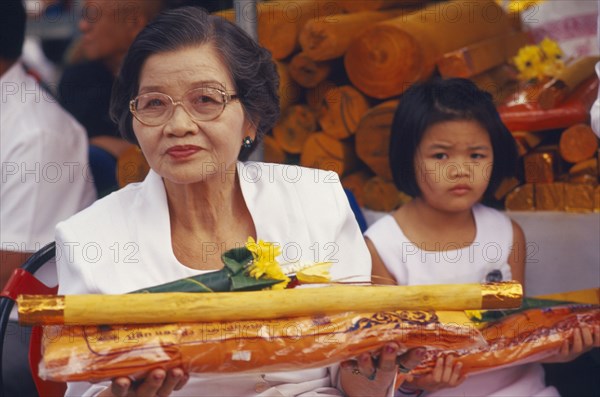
left=242, top=136, right=254, bottom=148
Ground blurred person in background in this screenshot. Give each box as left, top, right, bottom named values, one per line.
left=58, top=0, right=166, bottom=196
left=0, top=0, right=96, bottom=395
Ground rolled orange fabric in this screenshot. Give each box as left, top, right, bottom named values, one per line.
left=38, top=309, right=484, bottom=382
left=412, top=303, right=600, bottom=377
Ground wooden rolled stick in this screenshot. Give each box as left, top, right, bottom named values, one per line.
left=340, top=0, right=421, bottom=12
left=318, top=85, right=370, bottom=140
left=275, top=61, right=301, bottom=111
left=362, top=176, right=410, bottom=212
left=569, top=158, right=599, bottom=180
left=257, top=0, right=345, bottom=60
left=18, top=282, right=523, bottom=326
left=299, top=10, right=404, bottom=61
left=344, top=0, right=511, bottom=98
left=342, top=170, right=373, bottom=207
left=493, top=177, right=520, bottom=201
left=272, top=105, right=318, bottom=154
left=288, top=52, right=332, bottom=88
left=212, top=8, right=234, bottom=22
left=300, top=132, right=358, bottom=176
left=538, top=56, right=600, bottom=110
left=262, top=135, right=286, bottom=164
left=306, top=80, right=337, bottom=111
left=512, top=131, right=543, bottom=156
left=469, top=64, right=519, bottom=105
left=355, top=100, right=399, bottom=181
left=559, top=124, right=599, bottom=164
left=437, top=31, right=529, bottom=78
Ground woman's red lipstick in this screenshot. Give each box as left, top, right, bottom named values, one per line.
left=166, top=145, right=200, bottom=159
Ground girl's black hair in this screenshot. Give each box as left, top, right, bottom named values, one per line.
left=389, top=78, right=518, bottom=201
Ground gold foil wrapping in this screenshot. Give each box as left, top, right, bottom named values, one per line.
left=524, top=152, right=555, bottom=184
left=480, top=282, right=523, bottom=310
left=16, top=295, right=65, bottom=325
left=505, top=184, right=534, bottom=211
left=18, top=283, right=523, bottom=326
left=535, top=183, right=565, bottom=211
left=565, top=183, right=595, bottom=213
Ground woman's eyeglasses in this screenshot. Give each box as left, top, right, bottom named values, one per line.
left=129, top=86, right=238, bottom=126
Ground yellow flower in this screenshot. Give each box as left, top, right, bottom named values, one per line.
left=513, top=45, right=544, bottom=81
left=246, top=237, right=281, bottom=264
left=495, top=0, right=546, bottom=14
left=246, top=237, right=290, bottom=289
left=296, top=262, right=332, bottom=284
left=539, top=37, right=565, bottom=77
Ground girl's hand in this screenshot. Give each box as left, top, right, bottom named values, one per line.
left=545, top=324, right=600, bottom=364
left=403, top=355, right=465, bottom=393
left=98, top=368, right=189, bottom=397
left=339, top=344, right=425, bottom=397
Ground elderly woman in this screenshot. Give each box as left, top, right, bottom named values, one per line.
left=56, top=6, right=417, bottom=397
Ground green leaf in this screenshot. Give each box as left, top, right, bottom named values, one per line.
left=230, top=274, right=282, bottom=291
left=131, top=268, right=231, bottom=293
left=222, top=247, right=253, bottom=275
left=474, top=297, right=584, bottom=323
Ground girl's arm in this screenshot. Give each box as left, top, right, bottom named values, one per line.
left=507, top=220, right=526, bottom=291
left=366, top=238, right=397, bottom=286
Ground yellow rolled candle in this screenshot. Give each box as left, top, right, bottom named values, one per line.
left=18, top=283, right=522, bottom=326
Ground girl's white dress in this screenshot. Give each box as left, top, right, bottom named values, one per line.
left=364, top=204, right=560, bottom=397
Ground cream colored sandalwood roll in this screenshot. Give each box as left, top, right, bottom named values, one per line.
left=318, top=85, right=370, bottom=139
left=262, top=135, right=286, bottom=164
left=344, top=0, right=512, bottom=98
left=362, top=176, right=410, bottom=212
left=288, top=52, right=332, bottom=88
left=275, top=61, right=301, bottom=111
left=272, top=105, right=317, bottom=154
left=19, top=283, right=522, bottom=326
left=300, top=132, right=358, bottom=176
left=299, top=10, right=404, bottom=61
left=257, top=1, right=345, bottom=60
left=437, top=31, right=529, bottom=79
left=355, top=100, right=399, bottom=181
left=340, top=0, right=420, bottom=12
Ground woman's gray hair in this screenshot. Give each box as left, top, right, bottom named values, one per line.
left=110, top=6, right=280, bottom=160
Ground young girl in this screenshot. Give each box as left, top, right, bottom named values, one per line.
left=365, top=78, right=596, bottom=396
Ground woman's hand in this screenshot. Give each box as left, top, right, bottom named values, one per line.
left=402, top=354, right=465, bottom=393
left=339, top=343, right=425, bottom=397
left=543, top=324, right=600, bottom=364
left=97, top=368, right=188, bottom=397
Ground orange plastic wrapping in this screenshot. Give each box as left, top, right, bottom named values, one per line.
left=412, top=303, right=600, bottom=377
left=498, top=77, right=598, bottom=133
left=38, top=302, right=600, bottom=383
left=38, top=310, right=484, bottom=382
